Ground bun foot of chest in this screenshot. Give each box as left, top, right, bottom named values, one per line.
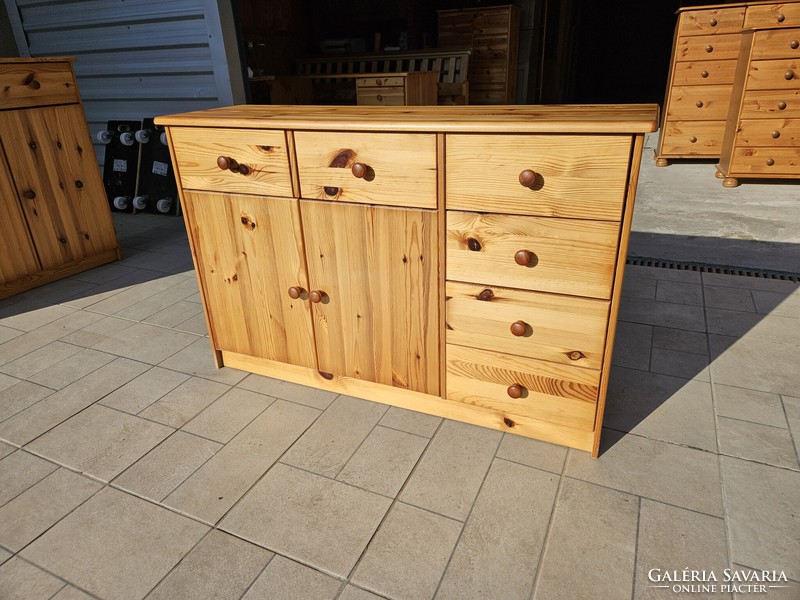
left=722, top=176, right=740, bottom=188
left=655, top=157, right=670, bottom=167
left=715, top=169, right=725, bottom=179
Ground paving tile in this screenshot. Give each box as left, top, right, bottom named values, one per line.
left=634, top=499, right=729, bottom=600
left=116, top=278, right=199, bottom=322
left=0, top=557, right=66, bottom=599
left=0, top=304, right=76, bottom=332
left=717, top=417, right=798, bottom=469
left=0, top=325, right=23, bottom=345
left=51, top=585, right=95, bottom=600
left=237, top=373, right=339, bottom=410
left=721, top=456, right=800, bottom=581
left=143, top=300, right=203, bottom=328
left=27, top=404, right=174, bottom=481
left=704, top=285, right=756, bottom=312
left=729, top=565, right=800, bottom=599
left=0, top=451, right=58, bottom=506
left=242, top=555, right=342, bottom=600
left=165, top=400, right=320, bottom=524
left=0, top=372, right=16, bottom=393
left=0, top=441, right=13, bottom=460
left=566, top=429, right=723, bottom=516
left=707, top=309, right=798, bottom=346
left=91, top=322, right=199, bottom=364
left=352, top=502, right=461, bottom=600
left=68, top=262, right=139, bottom=285
left=282, top=395, right=387, bottom=478
left=702, top=272, right=798, bottom=293
left=495, top=433, right=567, bottom=474
left=182, top=387, right=274, bottom=443
left=437, top=459, right=559, bottom=600
left=628, top=265, right=701, bottom=284
left=621, top=277, right=657, bottom=300
left=784, top=396, right=800, bottom=456
left=0, top=468, right=102, bottom=551
left=652, top=326, right=709, bottom=355
left=0, top=381, right=53, bottom=422
left=400, top=420, right=501, bottom=521
left=713, top=384, right=787, bottom=428
left=533, top=478, right=638, bottom=600
left=99, top=366, right=189, bottom=414
left=139, top=376, right=230, bottom=428
left=378, top=406, right=441, bottom=438
left=709, top=335, right=800, bottom=397
left=21, top=487, right=208, bottom=600
left=221, top=463, right=391, bottom=577
left=11, top=278, right=98, bottom=309
left=113, top=431, right=221, bottom=501
left=604, top=367, right=717, bottom=452
left=656, top=280, right=703, bottom=306
left=59, top=315, right=135, bottom=348
left=0, top=546, right=11, bottom=565
left=618, top=298, right=706, bottom=332
left=174, top=313, right=208, bottom=336
left=0, top=310, right=103, bottom=365
left=0, top=341, right=82, bottom=380
left=146, top=529, right=271, bottom=600
left=751, top=289, right=800, bottom=317
left=650, top=347, right=710, bottom=381
left=81, top=273, right=186, bottom=316
left=27, top=348, right=115, bottom=390
left=158, top=338, right=247, bottom=385
left=611, top=321, right=653, bottom=371
left=338, top=586, right=384, bottom=600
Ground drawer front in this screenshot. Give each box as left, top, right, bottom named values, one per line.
left=740, top=89, right=800, bottom=118
left=446, top=344, right=598, bottom=431
left=676, top=33, right=742, bottom=62
left=170, top=127, right=292, bottom=197
left=672, top=60, right=737, bottom=86
left=356, top=76, right=406, bottom=88
left=659, top=120, right=726, bottom=156
left=729, top=147, right=800, bottom=174
left=678, top=7, right=745, bottom=37
left=666, top=85, right=734, bottom=120
left=745, top=3, right=800, bottom=30
left=356, top=87, right=406, bottom=106
left=294, top=131, right=437, bottom=208
left=751, top=29, right=800, bottom=60
left=446, top=211, right=619, bottom=300
left=0, top=61, right=78, bottom=109
left=746, top=59, right=800, bottom=90
left=445, top=281, right=609, bottom=369
left=446, top=134, right=630, bottom=221
left=735, top=119, right=800, bottom=146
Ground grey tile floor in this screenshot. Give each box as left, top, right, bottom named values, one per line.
left=0, top=206, right=798, bottom=599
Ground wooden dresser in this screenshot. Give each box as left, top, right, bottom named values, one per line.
left=0, top=58, right=119, bottom=299
left=156, top=104, right=658, bottom=457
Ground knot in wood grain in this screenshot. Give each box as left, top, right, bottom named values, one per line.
left=240, top=215, right=256, bottom=230
left=567, top=350, right=585, bottom=361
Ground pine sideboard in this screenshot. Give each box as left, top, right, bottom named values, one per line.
left=156, top=105, right=658, bottom=457
left=0, top=57, right=120, bottom=299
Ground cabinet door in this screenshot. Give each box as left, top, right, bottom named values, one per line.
left=0, top=105, right=117, bottom=269
left=183, top=191, right=316, bottom=368
left=0, top=153, right=40, bottom=287
left=301, top=200, right=439, bottom=395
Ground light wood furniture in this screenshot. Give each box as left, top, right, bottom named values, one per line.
left=437, top=5, right=520, bottom=104
left=0, top=58, right=119, bottom=299
left=270, top=72, right=438, bottom=106
left=156, top=104, right=658, bottom=457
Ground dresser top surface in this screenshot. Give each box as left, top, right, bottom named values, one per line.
left=676, top=0, right=800, bottom=13
left=0, top=57, right=75, bottom=64
left=156, top=104, right=659, bottom=134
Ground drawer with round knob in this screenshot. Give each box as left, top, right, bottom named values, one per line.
left=445, top=134, right=631, bottom=221
left=729, top=146, right=800, bottom=174
left=665, top=85, right=734, bottom=120
left=676, top=33, right=743, bottom=62
left=447, top=211, right=619, bottom=300
left=740, top=89, right=800, bottom=118
left=445, top=281, right=609, bottom=369
left=170, top=127, right=292, bottom=197
left=744, top=3, right=800, bottom=30
left=659, top=120, right=725, bottom=155
left=751, top=29, right=800, bottom=59
left=678, top=7, right=745, bottom=37
left=446, top=344, right=599, bottom=431
left=0, top=60, right=79, bottom=109
left=745, top=59, right=800, bottom=90
left=735, top=119, right=800, bottom=146
left=672, top=59, right=737, bottom=86
left=294, top=131, right=437, bottom=208
left=356, top=86, right=406, bottom=106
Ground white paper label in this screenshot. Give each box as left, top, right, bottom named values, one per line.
left=152, top=161, right=168, bottom=176
left=112, top=159, right=127, bottom=173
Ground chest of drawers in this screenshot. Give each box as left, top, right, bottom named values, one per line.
left=156, top=104, right=658, bottom=457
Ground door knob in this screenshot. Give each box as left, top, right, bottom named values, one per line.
left=309, top=290, right=325, bottom=303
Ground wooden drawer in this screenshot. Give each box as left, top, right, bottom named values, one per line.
left=672, top=60, right=737, bottom=86
left=170, top=127, right=292, bottom=197
left=356, top=76, right=406, bottom=88
left=0, top=61, right=79, bottom=109
left=729, top=146, right=800, bottom=174
left=659, top=120, right=726, bottom=156
left=735, top=119, right=800, bottom=146
left=751, top=29, right=800, bottom=60
left=294, top=131, right=437, bottom=208
left=666, top=85, right=734, bottom=120
left=746, top=59, right=800, bottom=90
left=446, top=211, right=619, bottom=300
left=678, top=7, right=745, bottom=37
left=445, top=281, right=609, bottom=369
left=356, top=86, right=405, bottom=106
left=445, top=134, right=630, bottom=221
left=446, top=344, right=598, bottom=431
left=675, top=33, right=742, bottom=62
left=740, top=89, right=800, bottom=118
left=745, top=3, right=800, bottom=30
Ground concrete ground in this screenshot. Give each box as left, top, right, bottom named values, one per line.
left=0, top=152, right=799, bottom=599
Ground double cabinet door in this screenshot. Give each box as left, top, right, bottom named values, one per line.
left=185, top=191, right=439, bottom=395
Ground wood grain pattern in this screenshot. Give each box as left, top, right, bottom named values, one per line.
left=729, top=146, right=800, bottom=174
left=170, top=127, right=293, bottom=197
left=0, top=153, right=40, bottom=286
left=746, top=58, right=800, bottom=90
left=751, top=28, right=800, bottom=59
left=301, top=200, right=439, bottom=394
left=294, top=131, right=437, bottom=208
left=447, top=211, right=619, bottom=299
left=672, top=59, right=737, bottom=86
left=183, top=191, right=317, bottom=367
left=740, top=89, right=800, bottom=117
left=678, top=7, right=745, bottom=37
left=0, top=61, right=78, bottom=109
left=445, top=134, right=631, bottom=221
left=445, top=281, right=609, bottom=369
left=659, top=120, right=726, bottom=155
left=676, top=33, right=743, bottom=62
left=744, top=2, right=800, bottom=29
left=666, top=85, right=736, bottom=120
left=735, top=118, right=800, bottom=145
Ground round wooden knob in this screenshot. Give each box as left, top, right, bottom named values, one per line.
left=791, top=40, right=799, bottom=49
left=467, top=237, right=482, bottom=252
left=785, top=71, right=795, bottom=80
left=514, top=250, right=533, bottom=266
left=709, top=18, right=718, bottom=26
left=510, top=321, right=527, bottom=337
left=701, top=70, right=709, bottom=78
left=778, top=101, right=787, bottom=110
left=29, top=79, right=41, bottom=90
left=288, top=286, right=303, bottom=299
left=23, top=189, right=36, bottom=200
left=705, top=45, right=713, bottom=53
left=217, top=155, right=231, bottom=170
left=507, top=384, right=524, bottom=399
left=771, top=130, right=781, bottom=139
left=518, top=169, right=537, bottom=188
left=238, top=163, right=251, bottom=175
left=696, top=100, right=704, bottom=108
left=351, top=162, right=368, bottom=178
left=766, top=158, right=775, bottom=166
left=689, top=136, right=697, bottom=143
left=309, top=290, right=324, bottom=303
left=777, top=13, right=786, bottom=22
